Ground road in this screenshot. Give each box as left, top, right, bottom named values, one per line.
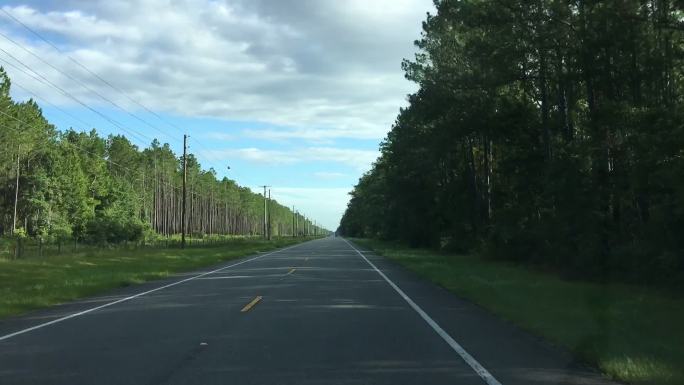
left=0, top=237, right=615, bottom=385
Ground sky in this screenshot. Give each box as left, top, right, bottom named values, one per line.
left=0, top=0, right=434, bottom=230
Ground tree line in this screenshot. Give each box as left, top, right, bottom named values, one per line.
left=0, top=69, right=324, bottom=244
left=340, top=0, right=683, bottom=281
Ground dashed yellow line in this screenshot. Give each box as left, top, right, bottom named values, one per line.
left=240, top=296, right=263, bottom=312
left=286, top=268, right=296, bottom=275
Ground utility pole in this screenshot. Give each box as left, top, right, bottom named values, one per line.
left=259, top=185, right=270, bottom=239
left=12, top=148, right=20, bottom=234
left=181, top=134, right=188, bottom=248
left=141, top=170, right=146, bottom=221
left=224, top=166, right=230, bottom=235
left=267, top=188, right=272, bottom=240
left=292, top=206, right=296, bottom=237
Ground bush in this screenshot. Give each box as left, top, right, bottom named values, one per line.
left=84, top=207, right=144, bottom=244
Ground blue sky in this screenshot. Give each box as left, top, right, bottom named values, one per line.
left=0, top=0, right=434, bottom=230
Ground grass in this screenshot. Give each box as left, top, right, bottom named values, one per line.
left=0, top=237, right=312, bottom=320
left=353, top=238, right=684, bottom=385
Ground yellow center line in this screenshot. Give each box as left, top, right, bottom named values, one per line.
left=240, top=296, right=263, bottom=313
left=286, top=268, right=296, bottom=275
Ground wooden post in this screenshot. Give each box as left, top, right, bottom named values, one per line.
left=181, top=134, right=188, bottom=248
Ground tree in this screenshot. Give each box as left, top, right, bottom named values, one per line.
left=340, top=0, right=684, bottom=281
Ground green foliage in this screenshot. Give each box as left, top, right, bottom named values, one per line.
left=12, top=227, right=26, bottom=239
left=340, top=0, right=684, bottom=282
left=85, top=203, right=145, bottom=244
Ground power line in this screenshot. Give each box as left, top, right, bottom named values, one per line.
left=0, top=62, right=91, bottom=132
left=189, top=140, right=240, bottom=182
left=1, top=8, right=185, bottom=138
left=0, top=29, right=176, bottom=144
left=0, top=45, right=151, bottom=144
left=0, top=46, right=152, bottom=145
left=12, top=86, right=90, bottom=132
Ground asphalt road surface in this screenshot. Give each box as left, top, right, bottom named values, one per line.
left=0, top=237, right=616, bottom=385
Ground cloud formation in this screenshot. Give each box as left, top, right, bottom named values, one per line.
left=202, top=146, right=379, bottom=171
left=1, top=0, right=431, bottom=140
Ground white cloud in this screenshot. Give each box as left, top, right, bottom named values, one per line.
left=241, top=126, right=381, bottom=141
left=205, top=147, right=297, bottom=165
left=13, top=6, right=140, bottom=41
left=202, top=146, right=379, bottom=170
left=0, top=0, right=432, bottom=140
left=306, top=147, right=379, bottom=170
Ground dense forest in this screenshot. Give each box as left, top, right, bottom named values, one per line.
left=0, top=69, right=323, bottom=244
left=340, top=0, right=684, bottom=281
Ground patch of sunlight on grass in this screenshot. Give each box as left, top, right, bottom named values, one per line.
left=602, top=356, right=675, bottom=384
left=142, top=271, right=170, bottom=279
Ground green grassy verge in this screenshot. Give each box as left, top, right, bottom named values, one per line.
left=353, top=238, right=683, bottom=385
left=0, top=237, right=313, bottom=320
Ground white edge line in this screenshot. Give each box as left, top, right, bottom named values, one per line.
left=0, top=241, right=306, bottom=342
left=342, top=238, right=503, bottom=385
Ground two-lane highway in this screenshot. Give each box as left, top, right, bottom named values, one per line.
left=0, top=237, right=615, bottom=385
